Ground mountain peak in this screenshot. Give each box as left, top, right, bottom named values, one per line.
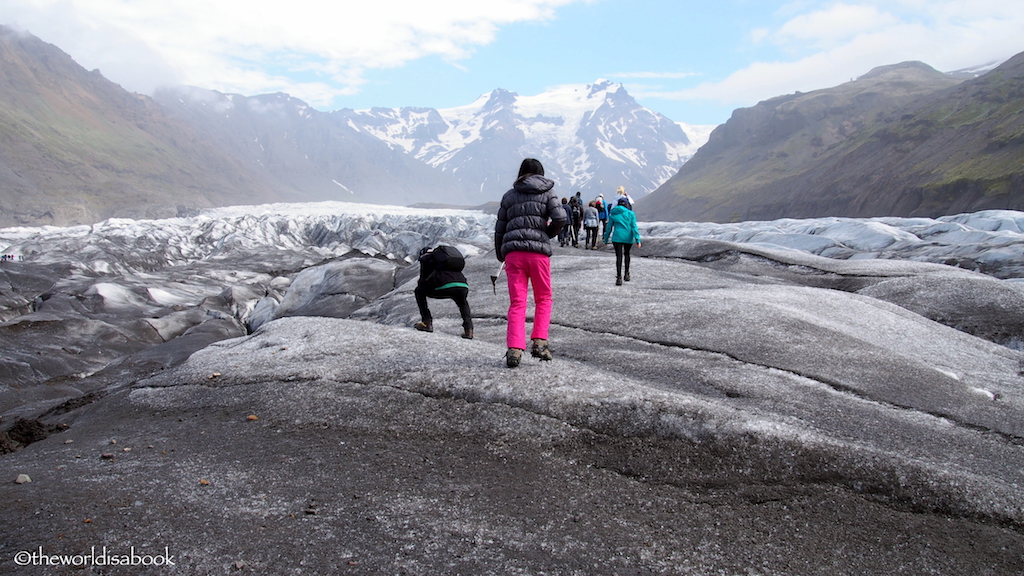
left=338, top=77, right=700, bottom=201
left=485, top=88, right=518, bottom=108
left=587, top=79, right=618, bottom=96
left=858, top=61, right=942, bottom=81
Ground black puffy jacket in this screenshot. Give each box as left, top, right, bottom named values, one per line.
left=494, top=174, right=566, bottom=261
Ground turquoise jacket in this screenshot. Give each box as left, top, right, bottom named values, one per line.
left=603, top=204, right=641, bottom=245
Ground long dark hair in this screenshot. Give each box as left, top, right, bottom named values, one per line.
left=517, top=158, right=544, bottom=179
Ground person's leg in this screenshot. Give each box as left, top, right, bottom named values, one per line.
left=413, top=285, right=433, bottom=330
left=430, top=286, right=473, bottom=336
left=613, top=243, right=624, bottom=282
left=513, top=252, right=552, bottom=360
left=524, top=253, right=553, bottom=342
left=504, top=252, right=529, bottom=350
left=623, top=243, right=632, bottom=280
left=451, top=287, right=473, bottom=336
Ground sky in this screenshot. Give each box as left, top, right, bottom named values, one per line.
left=2, top=0, right=1023, bottom=126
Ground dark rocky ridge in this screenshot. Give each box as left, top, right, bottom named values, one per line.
left=640, top=54, right=1024, bottom=222
left=0, top=27, right=298, bottom=227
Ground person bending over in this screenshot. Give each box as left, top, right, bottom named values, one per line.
left=414, top=245, right=473, bottom=339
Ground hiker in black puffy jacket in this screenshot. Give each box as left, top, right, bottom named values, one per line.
left=414, top=246, right=473, bottom=339
left=494, top=165, right=565, bottom=259
left=494, top=158, right=566, bottom=368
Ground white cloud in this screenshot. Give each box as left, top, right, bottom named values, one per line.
left=769, top=3, right=899, bottom=51
left=4, top=0, right=1022, bottom=122
left=0, top=0, right=587, bottom=106
left=652, top=1, right=1024, bottom=109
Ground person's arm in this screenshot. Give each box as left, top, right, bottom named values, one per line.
left=546, top=218, right=565, bottom=239
left=418, top=249, right=437, bottom=283
left=546, top=194, right=566, bottom=238
left=494, top=203, right=508, bottom=261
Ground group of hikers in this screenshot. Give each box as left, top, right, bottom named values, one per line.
left=557, top=186, right=635, bottom=252
left=415, top=158, right=641, bottom=368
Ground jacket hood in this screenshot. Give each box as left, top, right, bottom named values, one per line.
left=513, top=174, right=555, bottom=194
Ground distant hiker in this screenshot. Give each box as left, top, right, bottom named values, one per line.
left=574, top=191, right=584, bottom=234
left=494, top=158, right=566, bottom=368
left=561, top=195, right=577, bottom=245
left=614, top=185, right=635, bottom=210
left=603, top=197, right=642, bottom=286
left=414, top=245, right=474, bottom=339
left=583, top=201, right=600, bottom=249
left=568, top=194, right=583, bottom=247
left=595, top=194, right=608, bottom=237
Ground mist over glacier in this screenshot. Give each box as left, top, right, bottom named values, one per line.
left=2, top=202, right=1024, bottom=574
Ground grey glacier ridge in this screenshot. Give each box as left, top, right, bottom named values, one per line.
left=1, top=202, right=1024, bottom=574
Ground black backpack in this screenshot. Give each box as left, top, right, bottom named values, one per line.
left=432, top=245, right=465, bottom=272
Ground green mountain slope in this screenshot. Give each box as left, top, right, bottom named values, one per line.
left=638, top=55, right=1024, bottom=223
left=0, top=26, right=301, bottom=227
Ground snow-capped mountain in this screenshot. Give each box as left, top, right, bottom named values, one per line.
left=338, top=80, right=711, bottom=200
left=5, top=18, right=718, bottom=219
left=153, top=87, right=477, bottom=208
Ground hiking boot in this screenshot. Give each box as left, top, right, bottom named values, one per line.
left=624, top=272, right=631, bottom=282
left=414, top=321, right=433, bottom=333
left=462, top=328, right=474, bottom=340
left=530, top=339, right=553, bottom=361
left=506, top=348, right=523, bottom=368
left=615, top=276, right=623, bottom=286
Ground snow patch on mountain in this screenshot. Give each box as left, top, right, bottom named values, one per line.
left=342, top=80, right=713, bottom=201
left=676, top=122, right=716, bottom=159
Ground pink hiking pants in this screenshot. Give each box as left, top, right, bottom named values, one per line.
left=504, top=251, right=553, bottom=350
